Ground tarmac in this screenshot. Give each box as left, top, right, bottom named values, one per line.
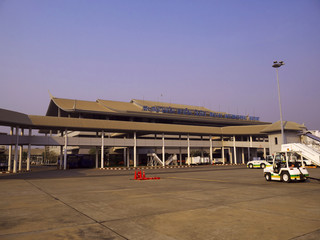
left=0, top=165, right=319, bottom=240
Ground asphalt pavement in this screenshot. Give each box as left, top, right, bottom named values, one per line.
left=0, top=165, right=319, bottom=240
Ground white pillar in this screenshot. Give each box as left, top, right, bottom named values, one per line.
left=201, top=136, right=204, bottom=159
left=27, top=128, right=31, bottom=171
left=248, top=136, right=252, bottom=161
left=187, top=134, right=190, bottom=165
left=19, top=129, right=24, bottom=171
left=123, top=147, right=127, bottom=167
left=233, top=135, right=237, bottom=164
left=179, top=135, right=182, bottom=166
left=162, top=133, right=165, bottom=166
left=263, top=148, right=266, bottom=159
left=101, top=130, right=104, bottom=168
left=209, top=135, right=213, bottom=164
left=13, top=127, right=19, bottom=173
left=8, top=127, right=13, bottom=172
left=222, top=136, right=225, bottom=164
left=241, top=148, right=245, bottom=164
left=133, top=132, right=137, bottom=168
left=228, top=148, right=232, bottom=164
left=64, top=129, right=68, bottom=170
left=60, top=146, right=63, bottom=169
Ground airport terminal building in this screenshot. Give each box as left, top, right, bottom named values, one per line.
left=0, top=96, right=308, bottom=172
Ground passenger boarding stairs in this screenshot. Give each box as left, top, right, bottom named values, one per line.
left=281, top=143, right=320, bottom=166
left=147, top=153, right=177, bottom=166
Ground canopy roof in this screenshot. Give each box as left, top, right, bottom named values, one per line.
left=0, top=108, right=303, bottom=136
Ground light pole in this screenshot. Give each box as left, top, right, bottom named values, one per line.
left=272, top=61, right=285, bottom=144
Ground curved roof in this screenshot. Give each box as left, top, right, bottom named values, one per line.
left=132, top=99, right=216, bottom=113
left=97, top=99, right=142, bottom=112
left=51, top=98, right=114, bottom=113
left=260, top=121, right=306, bottom=133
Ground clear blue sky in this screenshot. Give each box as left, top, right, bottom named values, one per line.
left=1, top=0, right=320, bottom=130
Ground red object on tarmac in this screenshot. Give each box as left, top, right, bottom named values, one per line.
left=133, top=170, right=160, bottom=180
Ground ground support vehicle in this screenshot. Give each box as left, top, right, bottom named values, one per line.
left=247, top=159, right=271, bottom=169
left=264, top=151, right=309, bottom=182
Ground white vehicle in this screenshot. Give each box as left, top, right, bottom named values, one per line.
left=247, top=159, right=272, bottom=169
left=264, top=151, right=309, bottom=183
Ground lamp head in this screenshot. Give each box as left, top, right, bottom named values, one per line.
left=272, top=60, right=284, bottom=68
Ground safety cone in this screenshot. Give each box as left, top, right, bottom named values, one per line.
left=134, top=170, right=137, bottom=180
left=143, top=170, right=146, bottom=179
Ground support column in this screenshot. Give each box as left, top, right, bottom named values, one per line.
left=101, top=130, right=104, bottom=168
left=19, top=129, right=24, bottom=171
left=133, top=132, right=137, bottom=168
left=233, top=135, right=237, bottom=164
left=179, top=135, right=182, bottom=166
left=123, top=147, right=127, bottom=167
left=13, top=127, right=19, bottom=173
left=95, top=147, right=99, bottom=168
left=229, top=148, right=233, bottom=164
left=241, top=148, right=245, bottom=164
left=64, top=129, right=68, bottom=170
left=209, top=135, right=213, bottom=164
left=95, top=132, right=98, bottom=168
left=248, top=135, right=252, bottom=161
left=187, top=134, right=190, bottom=166
left=162, top=133, right=165, bottom=166
left=8, top=127, right=13, bottom=172
left=60, top=146, right=63, bottom=169
left=222, top=136, right=225, bottom=164
left=201, top=136, right=204, bottom=159
left=27, top=128, right=31, bottom=171
left=126, top=147, right=130, bottom=167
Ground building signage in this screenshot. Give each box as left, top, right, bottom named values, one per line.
left=142, top=106, right=259, bottom=121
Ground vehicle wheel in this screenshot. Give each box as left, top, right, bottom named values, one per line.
left=265, top=173, right=271, bottom=181
left=248, top=164, right=253, bottom=169
left=260, top=163, right=266, bottom=169
left=281, top=172, right=291, bottom=183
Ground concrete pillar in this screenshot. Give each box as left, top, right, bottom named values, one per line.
left=27, top=128, right=31, bottom=171
left=60, top=146, right=63, bottom=169
left=95, top=147, right=99, bottom=168
left=101, top=130, right=104, bottom=168
left=179, top=135, right=182, bottom=166
left=201, top=136, right=204, bottom=159
left=187, top=134, right=190, bottom=166
left=162, top=133, right=165, bottom=166
left=233, top=136, right=237, bottom=164
left=133, top=132, right=137, bottom=167
left=222, top=136, right=225, bottom=164
left=241, top=148, right=245, bottom=164
left=123, top=147, right=127, bottom=167
left=64, top=129, right=68, bottom=170
left=248, top=135, right=252, bottom=161
left=19, top=129, right=24, bottom=171
left=8, top=127, right=13, bottom=172
left=209, top=135, right=213, bottom=164
left=126, top=147, right=130, bottom=167
left=13, top=127, right=19, bottom=173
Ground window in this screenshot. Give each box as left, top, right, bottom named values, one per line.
left=275, top=137, right=278, bottom=145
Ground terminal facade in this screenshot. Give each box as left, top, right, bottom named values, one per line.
left=0, top=96, right=307, bottom=172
